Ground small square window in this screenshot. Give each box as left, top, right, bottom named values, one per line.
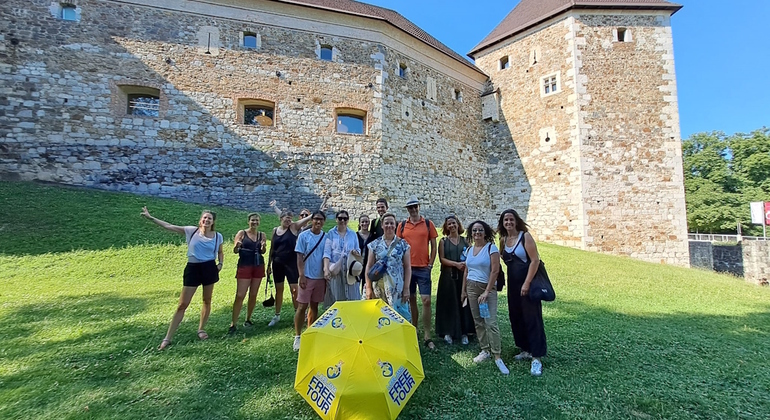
left=61, top=4, right=77, bottom=21
left=499, top=56, right=510, bottom=70
left=398, top=63, right=407, bottom=78
left=244, top=105, right=274, bottom=126
left=243, top=32, right=257, bottom=49
left=127, top=93, right=160, bottom=117
left=336, top=110, right=366, bottom=135
left=540, top=72, right=561, bottom=97
left=320, top=45, right=333, bottom=61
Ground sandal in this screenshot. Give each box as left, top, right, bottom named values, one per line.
left=197, top=330, right=209, bottom=340
left=158, top=338, right=171, bottom=350
left=424, top=339, right=436, bottom=351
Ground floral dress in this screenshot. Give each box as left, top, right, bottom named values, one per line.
left=367, top=236, right=411, bottom=306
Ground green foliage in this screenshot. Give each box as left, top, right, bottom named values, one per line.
left=1, top=182, right=769, bottom=419
left=683, top=128, right=770, bottom=234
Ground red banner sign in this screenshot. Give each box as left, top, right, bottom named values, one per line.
left=766, top=202, right=770, bottom=226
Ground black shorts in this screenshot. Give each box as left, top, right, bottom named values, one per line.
left=272, top=260, right=298, bottom=285
left=183, top=260, right=220, bottom=287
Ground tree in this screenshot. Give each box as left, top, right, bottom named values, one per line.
left=683, top=128, right=770, bottom=235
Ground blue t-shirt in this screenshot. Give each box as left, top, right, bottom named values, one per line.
left=295, top=229, right=326, bottom=280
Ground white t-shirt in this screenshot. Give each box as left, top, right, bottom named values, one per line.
left=183, top=226, right=222, bottom=263
left=464, top=243, right=499, bottom=284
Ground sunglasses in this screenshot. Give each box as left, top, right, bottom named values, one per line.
left=337, top=217, right=349, bottom=221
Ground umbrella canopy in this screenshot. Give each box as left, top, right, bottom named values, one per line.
left=295, top=299, right=424, bottom=420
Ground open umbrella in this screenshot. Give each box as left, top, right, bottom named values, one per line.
left=294, top=299, right=424, bottom=419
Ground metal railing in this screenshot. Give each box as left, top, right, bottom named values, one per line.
left=688, top=234, right=769, bottom=242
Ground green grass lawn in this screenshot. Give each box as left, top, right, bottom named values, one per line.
left=1, top=181, right=768, bottom=419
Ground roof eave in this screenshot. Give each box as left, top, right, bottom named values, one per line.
left=468, top=2, right=682, bottom=59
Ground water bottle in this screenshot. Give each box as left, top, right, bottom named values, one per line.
left=459, top=247, right=467, bottom=262
left=478, top=302, right=490, bottom=319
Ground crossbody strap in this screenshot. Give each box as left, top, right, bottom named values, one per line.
left=303, top=232, right=326, bottom=261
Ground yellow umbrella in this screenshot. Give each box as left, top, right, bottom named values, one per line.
left=294, top=299, right=424, bottom=420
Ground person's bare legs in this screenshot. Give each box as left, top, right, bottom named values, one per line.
left=409, top=295, right=419, bottom=327
left=160, top=286, right=197, bottom=349
left=308, top=302, right=320, bottom=327
left=289, top=284, right=299, bottom=310
left=421, top=294, right=432, bottom=342
left=198, top=284, right=214, bottom=337
left=231, top=279, right=251, bottom=327
left=245, top=277, right=263, bottom=322
left=274, top=281, right=285, bottom=314
left=295, top=303, right=309, bottom=336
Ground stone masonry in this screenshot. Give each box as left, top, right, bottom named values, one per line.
left=473, top=11, right=689, bottom=265
left=0, top=0, right=690, bottom=265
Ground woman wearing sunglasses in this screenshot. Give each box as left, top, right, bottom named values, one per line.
left=323, top=210, right=362, bottom=305
left=462, top=220, right=509, bottom=375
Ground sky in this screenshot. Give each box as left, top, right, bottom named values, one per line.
left=363, top=0, right=769, bottom=139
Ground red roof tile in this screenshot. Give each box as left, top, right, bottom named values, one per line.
left=469, top=0, right=682, bottom=57
left=271, top=0, right=483, bottom=74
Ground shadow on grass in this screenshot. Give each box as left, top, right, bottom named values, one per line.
left=2, top=293, right=770, bottom=419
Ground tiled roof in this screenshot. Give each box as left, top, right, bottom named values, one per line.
left=469, top=0, right=682, bottom=57
left=272, top=0, right=483, bottom=74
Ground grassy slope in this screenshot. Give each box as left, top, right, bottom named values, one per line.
left=0, top=181, right=768, bottom=420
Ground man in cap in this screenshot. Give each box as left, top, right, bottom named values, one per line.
left=397, top=196, right=438, bottom=350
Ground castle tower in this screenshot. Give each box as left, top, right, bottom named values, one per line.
left=470, top=0, right=689, bottom=265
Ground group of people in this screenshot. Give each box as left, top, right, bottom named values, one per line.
left=141, top=196, right=548, bottom=377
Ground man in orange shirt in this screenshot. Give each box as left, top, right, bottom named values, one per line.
left=397, top=197, right=438, bottom=350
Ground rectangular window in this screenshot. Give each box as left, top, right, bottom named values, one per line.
left=127, top=94, right=160, bottom=117
left=243, top=32, right=257, bottom=49
left=499, top=56, right=510, bottom=70
left=336, top=109, right=366, bottom=135
left=320, top=45, right=333, bottom=61
left=617, top=28, right=627, bottom=42
left=540, top=72, right=561, bottom=97
left=453, top=89, right=462, bottom=102
left=238, top=99, right=276, bottom=126
left=398, top=63, right=407, bottom=78
left=61, top=5, right=77, bottom=21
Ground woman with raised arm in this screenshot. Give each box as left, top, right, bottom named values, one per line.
left=229, top=213, right=267, bottom=334
left=141, top=206, right=224, bottom=350
left=435, top=215, right=474, bottom=345
left=266, top=209, right=312, bottom=325
left=266, top=197, right=328, bottom=326
left=498, top=209, right=547, bottom=376
left=462, top=220, right=509, bottom=375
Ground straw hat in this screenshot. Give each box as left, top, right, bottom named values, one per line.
left=346, top=250, right=364, bottom=285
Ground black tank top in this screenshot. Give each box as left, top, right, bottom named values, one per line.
left=271, top=228, right=298, bottom=265
left=237, top=231, right=264, bottom=267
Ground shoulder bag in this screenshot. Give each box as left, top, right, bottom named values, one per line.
left=518, top=233, right=555, bottom=302
left=367, top=238, right=399, bottom=282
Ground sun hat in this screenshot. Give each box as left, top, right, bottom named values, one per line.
left=346, top=250, right=364, bottom=285
left=404, top=196, right=420, bottom=207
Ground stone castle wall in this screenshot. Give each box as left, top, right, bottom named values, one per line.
left=474, top=12, right=689, bottom=266
left=573, top=13, right=689, bottom=265
left=474, top=17, right=584, bottom=247
left=0, top=0, right=487, bottom=220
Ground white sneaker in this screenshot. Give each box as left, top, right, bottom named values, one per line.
left=495, top=358, right=510, bottom=375
left=473, top=350, right=490, bottom=363
left=293, top=336, right=301, bottom=352
left=530, top=359, right=543, bottom=376
left=444, top=335, right=453, bottom=345
left=268, top=315, right=280, bottom=327
left=514, top=351, right=533, bottom=361
left=461, top=335, right=469, bottom=345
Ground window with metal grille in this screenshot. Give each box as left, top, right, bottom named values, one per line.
left=127, top=93, right=160, bottom=117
